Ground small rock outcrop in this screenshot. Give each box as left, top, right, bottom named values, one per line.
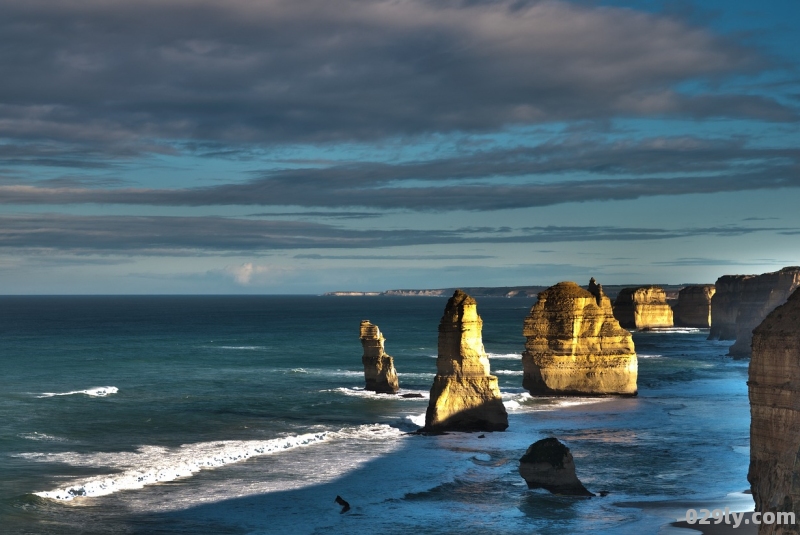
left=748, top=287, right=800, bottom=533
left=424, top=290, right=508, bottom=432
left=519, top=438, right=595, bottom=497
left=522, top=279, right=637, bottom=396
left=673, top=285, right=716, bottom=328
left=708, top=267, right=800, bottom=357
left=360, top=320, right=399, bottom=394
left=613, top=286, right=674, bottom=329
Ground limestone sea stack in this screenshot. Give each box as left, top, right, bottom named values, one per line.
left=613, top=286, right=674, bottom=329
left=360, top=320, right=399, bottom=394
left=519, top=438, right=595, bottom=497
left=748, top=287, right=800, bottom=533
left=522, top=279, right=637, bottom=396
left=673, top=284, right=716, bottom=328
left=424, top=290, right=508, bottom=432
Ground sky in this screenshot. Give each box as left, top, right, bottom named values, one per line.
left=1, top=0, right=799, bottom=294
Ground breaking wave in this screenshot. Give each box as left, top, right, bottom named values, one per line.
left=37, top=387, right=118, bottom=398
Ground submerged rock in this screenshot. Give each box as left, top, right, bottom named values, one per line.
left=522, top=279, right=637, bottom=396
left=748, top=287, right=800, bottom=533
left=613, top=286, right=674, bottom=329
left=673, top=285, right=716, bottom=328
left=424, top=290, right=508, bottom=432
left=360, top=320, right=399, bottom=394
left=519, top=438, right=595, bottom=497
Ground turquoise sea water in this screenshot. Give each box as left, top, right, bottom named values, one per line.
left=0, top=296, right=751, bottom=534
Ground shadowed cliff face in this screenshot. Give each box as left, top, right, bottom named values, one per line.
left=709, top=267, right=800, bottom=357
left=613, top=286, right=674, bottom=330
left=522, top=280, right=637, bottom=396
left=425, top=290, right=508, bottom=432
left=673, top=285, right=716, bottom=328
left=360, top=320, right=399, bottom=394
left=748, top=287, right=800, bottom=535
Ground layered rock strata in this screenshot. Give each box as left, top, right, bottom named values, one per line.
left=673, top=285, right=716, bottom=328
left=522, top=279, right=637, bottom=396
left=613, top=286, right=674, bottom=329
left=748, top=287, right=800, bottom=534
left=360, top=320, right=399, bottom=394
left=518, top=437, right=595, bottom=497
left=424, top=290, right=508, bottom=432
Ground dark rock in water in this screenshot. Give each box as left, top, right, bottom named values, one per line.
left=478, top=434, right=486, bottom=439
left=518, top=438, right=595, bottom=497
left=334, top=495, right=351, bottom=513
left=400, top=393, right=424, bottom=398
left=360, top=320, right=400, bottom=394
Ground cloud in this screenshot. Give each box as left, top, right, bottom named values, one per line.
left=2, top=135, right=799, bottom=210
left=652, top=257, right=798, bottom=267
left=0, top=0, right=791, bottom=157
left=294, top=253, right=496, bottom=260
left=223, top=262, right=271, bottom=284
left=0, top=213, right=793, bottom=254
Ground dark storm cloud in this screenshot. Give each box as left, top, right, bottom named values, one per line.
left=2, top=136, right=798, bottom=210
left=0, top=213, right=791, bottom=253
left=0, top=0, right=792, bottom=154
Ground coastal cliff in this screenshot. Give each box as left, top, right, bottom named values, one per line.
left=613, top=286, right=674, bottom=329
left=521, top=279, right=637, bottom=396
left=360, top=320, right=399, bottom=394
left=708, top=267, right=800, bottom=357
left=424, top=290, right=508, bottom=432
left=673, top=285, right=715, bottom=328
left=708, top=275, right=752, bottom=340
left=748, top=287, right=800, bottom=534
left=729, top=267, right=800, bottom=357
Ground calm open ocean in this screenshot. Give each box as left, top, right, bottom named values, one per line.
left=0, top=296, right=751, bottom=534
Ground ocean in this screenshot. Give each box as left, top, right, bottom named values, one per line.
left=0, top=296, right=752, bottom=534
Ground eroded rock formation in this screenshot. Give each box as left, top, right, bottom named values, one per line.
left=748, top=287, right=800, bottom=534
left=522, top=279, right=637, bottom=396
left=673, top=285, right=716, bottom=328
left=360, top=320, right=399, bottom=394
left=708, top=268, right=800, bottom=357
left=613, top=286, right=674, bottom=329
left=424, top=290, right=508, bottom=432
left=519, top=437, right=595, bottom=496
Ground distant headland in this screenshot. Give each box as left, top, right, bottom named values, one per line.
left=325, top=284, right=690, bottom=300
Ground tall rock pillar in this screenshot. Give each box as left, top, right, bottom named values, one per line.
left=360, top=320, right=399, bottom=394
left=424, top=290, right=508, bottom=432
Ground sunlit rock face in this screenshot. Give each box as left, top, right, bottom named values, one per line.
left=424, top=290, right=508, bottom=432
left=522, top=279, right=637, bottom=396
left=673, top=285, right=716, bottom=328
left=612, top=286, right=674, bottom=330
left=518, top=437, right=595, bottom=497
left=748, top=287, right=800, bottom=534
left=708, top=267, right=800, bottom=357
left=360, top=320, right=399, bottom=394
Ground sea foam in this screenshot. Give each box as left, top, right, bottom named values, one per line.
left=37, top=386, right=118, bottom=398
left=30, top=432, right=329, bottom=501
